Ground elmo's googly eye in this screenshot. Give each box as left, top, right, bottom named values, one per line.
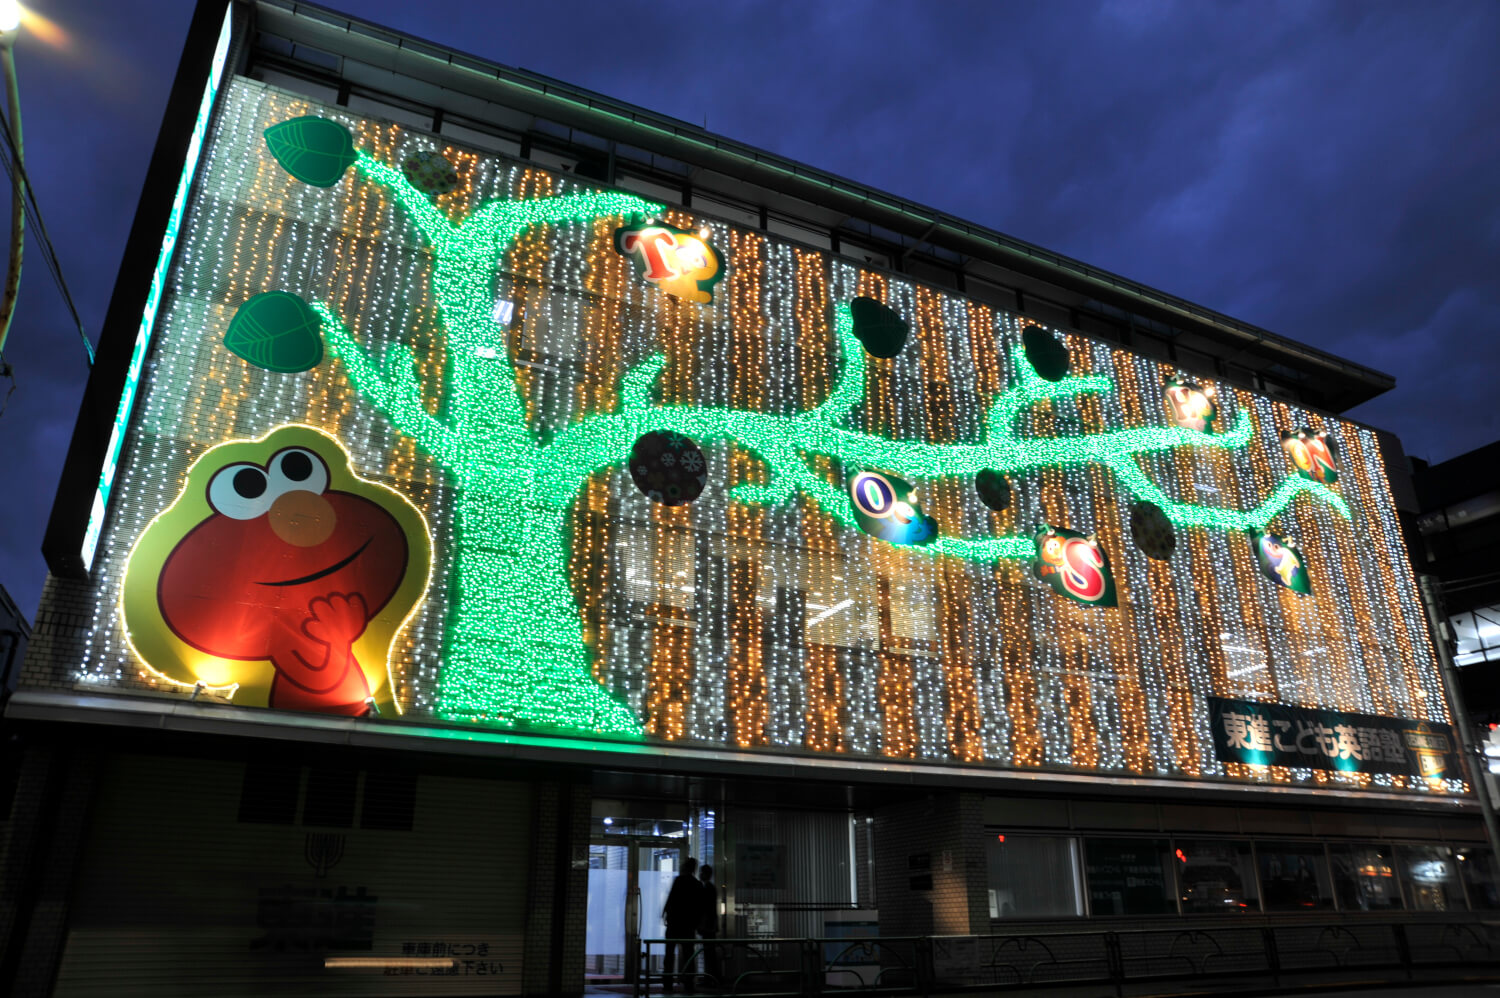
left=269, top=447, right=329, bottom=496
left=206, top=448, right=331, bottom=521
left=208, top=463, right=275, bottom=520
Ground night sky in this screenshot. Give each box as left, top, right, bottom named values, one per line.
left=1, top=0, right=1495, bottom=618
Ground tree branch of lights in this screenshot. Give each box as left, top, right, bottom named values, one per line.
left=295, top=142, right=1347, bottom=736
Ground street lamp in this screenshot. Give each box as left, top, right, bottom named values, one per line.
left=0, top=0, right=22, bottom=360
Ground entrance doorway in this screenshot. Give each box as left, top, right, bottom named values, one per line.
left=585, top=835, right=684, bottom=987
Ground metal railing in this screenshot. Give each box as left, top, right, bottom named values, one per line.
left=637, top=917, right=1500, bottom=996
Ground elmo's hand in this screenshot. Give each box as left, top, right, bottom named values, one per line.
left=302, top=592, right=369, bottom=647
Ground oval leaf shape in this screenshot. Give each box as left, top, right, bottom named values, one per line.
left=264, top=116, right=356, bottom=188
left=1022, top=326, right=1069, bottom=382
left=224, top=291, right=325, bottom=373
left=1130, top=501, right=1177, bottom=561
left=849, top=296, right=909, bottom=358
left=975, top=468, right=1011, bottom=512
left=629, top=431, right=708, bottom=506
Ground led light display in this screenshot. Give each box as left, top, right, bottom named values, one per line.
left=39, top=80, right=1459, bottom=796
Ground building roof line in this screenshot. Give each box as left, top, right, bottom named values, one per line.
left=257, top=0, right=1394, bottom=395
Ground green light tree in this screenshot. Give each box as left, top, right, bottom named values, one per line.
left=253, top=118, right=1348, bottom=737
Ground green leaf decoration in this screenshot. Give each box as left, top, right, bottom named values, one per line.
left=224, top=291, right=325, bottom=373
left=1022, top=326, right=1070, bottom=382
left=849, top=296, right=909, bottom=358
left=264, top=117, right=356, bottom=188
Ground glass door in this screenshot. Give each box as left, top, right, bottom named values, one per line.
left=585, top=837, right=682, bottom=987
left=586, top=841, right=630, bottom=983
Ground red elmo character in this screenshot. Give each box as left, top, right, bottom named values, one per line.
left=157, top=446, right=410, bottom=716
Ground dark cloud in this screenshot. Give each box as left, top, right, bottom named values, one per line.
left=0, top=0, right=1494, bottom=617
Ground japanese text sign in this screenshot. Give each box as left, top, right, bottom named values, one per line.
left=1208, top=696, right=1461, bottom=780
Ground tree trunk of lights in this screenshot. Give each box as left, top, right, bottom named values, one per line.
left=424, top=242, right=644, bottom=733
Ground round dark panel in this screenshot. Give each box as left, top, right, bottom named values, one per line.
left=975, top=469, right=1011, bottom=512
left=1130, top=501, right=1177, bottom=561
left=629, top=431, right=708, bottom=506
left=1022, top=327, right=1069, bottom=382
left=402, top=150, right=459, bottom=196
left=849, top=297, right=910, bottom=359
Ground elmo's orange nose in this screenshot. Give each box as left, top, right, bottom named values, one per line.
left=269, top=490, right=336, bottom=547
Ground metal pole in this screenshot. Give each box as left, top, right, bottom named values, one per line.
left=1418, top=573, right=1500, bottom=869
left=0, top=33, right=22, bottom=358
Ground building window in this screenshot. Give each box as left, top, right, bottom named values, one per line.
left=986, top=834, right=1083, bottom=919
left=1174, top=839, right=1258, bottom=913
left=1083, top=838, right=1176, bottom=915
left=1457, top=848, right=1500, bottom=910
left=1329, top=844, right=1402, bottom=911
left=1257, top=842, right=1334, bottom=911
left=766, top=215, right=831, bottom=251
left=1453, top=605, right=1500, bottom=666
left=1397, top=844, right=1467, bottom=912
left=1131, top=333, right=1171, bottom=361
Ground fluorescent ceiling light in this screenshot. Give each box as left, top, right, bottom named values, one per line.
left=808, top=598, right=854, bottom=626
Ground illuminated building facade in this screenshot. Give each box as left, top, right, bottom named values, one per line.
left=0, top=2, right=1494, bottom=995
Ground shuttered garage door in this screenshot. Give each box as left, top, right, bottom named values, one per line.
left=52, top=751, right=531, bottom=996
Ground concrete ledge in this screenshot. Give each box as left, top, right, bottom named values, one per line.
left=3, top=688, right=1478, bottom=812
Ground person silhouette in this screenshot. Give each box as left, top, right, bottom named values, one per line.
left=698, top=863, right=721, bottom=986
left=662, top=856, right=700, bottom=993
